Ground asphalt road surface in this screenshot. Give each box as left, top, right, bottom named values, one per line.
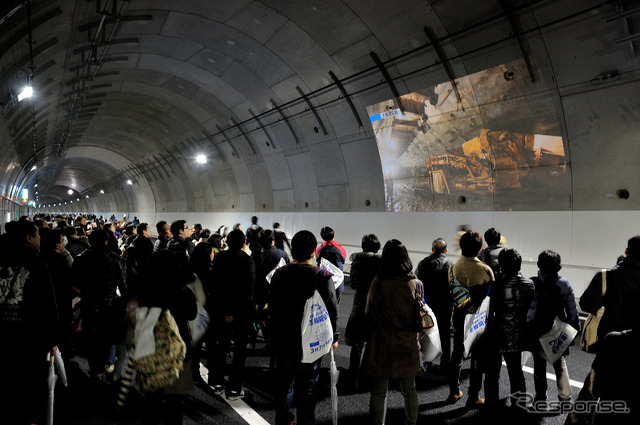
left=48, top=283, right=597, bottom=425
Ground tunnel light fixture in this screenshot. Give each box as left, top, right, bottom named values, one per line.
left=30, top=165, right=36, bottom=171
left=67, top=189, right=73, bottom=195
left=100, top=190, right=104, bottom=194
left=126, top=179, right=133, bottom=185
left=86, top=195, right=89, bottom=198
left=77, top=198, right=79, bottom=201
left=34, top=183, right=38, bottom=187
left=17, top=86, right=33, bottom=102
left=196, top=154, right=207, bottom=164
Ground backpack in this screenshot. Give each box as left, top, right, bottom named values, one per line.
left=132, top=308, right=186, bottom=393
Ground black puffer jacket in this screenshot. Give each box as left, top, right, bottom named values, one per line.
left=488, top=272, right=534, bottom=353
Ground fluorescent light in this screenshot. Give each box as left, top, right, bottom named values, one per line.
left=196, top=154, right=207, bottom=164
left=18, top=86, right=33, bottom=102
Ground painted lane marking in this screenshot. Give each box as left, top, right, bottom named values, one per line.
left=199, top=362, right=271, bottom=425
left=503, top=361, right=584, bottom=389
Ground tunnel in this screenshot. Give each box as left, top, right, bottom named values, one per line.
left=1, top=0, right=639, bottom=295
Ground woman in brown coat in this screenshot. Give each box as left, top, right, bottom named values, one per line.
left=362, top=239, right=421, bottom=425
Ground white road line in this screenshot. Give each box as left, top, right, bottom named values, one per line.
left=199, top=362, right=271, bottom=425
left=503, top=361, right=584, bottom=389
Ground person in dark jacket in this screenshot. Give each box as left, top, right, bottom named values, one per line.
left=206, top=229, right=256, bottom=400
left=478, top=227, right=503, bottom=279
left=527, top=250, right=579, bottom=404
left=167, top=220, right=195, bottom=258
left=71, top=228, right=126, bottom=380
left=270, top=230, right=339, bottom=425
left=345, top=233, right=382, bottom=388
left=580, top=235, right=640, bottom=345
left=273, top=222, right=291, bottom=253
left=153, top=220, right=172, bottom=252
left=485, top=248, right=535, bottom=406
left=64, top=225, right=89, bottom=259
left=257, top=229, right=290, bottom=312
left=137, top=250, right=197, bottom=425
left=415, top=237, right=453, bottom=370
left=39, top=228, right=74, bottom=355
left=246, top=216, right=263, bottom=265
left=0, top=221, right=59, bottom=425
left=315, top=226, right=347, bottom=303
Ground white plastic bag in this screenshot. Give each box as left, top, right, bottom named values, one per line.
left=266, top=255, right=287, bottom=284
left=463, top=295, right=490, bottom=358
left=539, top=317, right=578, bottom=364
left=189, top=302, right=210, bottom=346
left=319, top=257, right=344, bottom=290
left=419, top=304, right=442, bottom=363
left=133, top=307, right=162, bottom=360
left=301, top=290, right=334, bottom=363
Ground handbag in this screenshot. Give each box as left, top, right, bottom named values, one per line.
left=413, top=280, right=434, bottom=332
left=579, top=269, right=606, bottom=353
left=419, top=304, right=442, bottom=363
left=539, top=317, right=578, bottom=364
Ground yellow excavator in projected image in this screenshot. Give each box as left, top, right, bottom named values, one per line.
left=426, top=129, right=565, bottom=195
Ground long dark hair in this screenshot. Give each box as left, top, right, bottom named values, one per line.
left=379, top=239, right=414, bottom=278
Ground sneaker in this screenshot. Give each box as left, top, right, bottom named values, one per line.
left=105, top=364, right=115, bottom=374
left=211, top=384, right=225, bottom=395
left=466, top=397, right=485, bottom=408
left=226, top=389, right=245, bottom=400
left=448, top=390, right=464, bottom=403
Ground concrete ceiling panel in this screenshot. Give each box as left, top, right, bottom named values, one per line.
left=186, top=47, right=235, bottom=77
left=225, top=2, right=288, bottom=44
left=161, top=12, right=294, bottom=87
left=131, top=0, right=252, bottom=22
left=564, top=80, right=640, bottom=210
left=261, top=153, right=292, bottom=191
left=272, top=188, right=294, bottom=212
left=308, top=143, right=348, bottom=186
left=318, top=183, right=350, bottom=212
left=247, top=161, right=274, bottom=210
left=286, top=151, right=319, bottom=210
left=220, top=61, right=274, bottom=111
left=230, top=160, right=254, bottom=195
left=136, top=54, right=247, bottom=108
left=266, top=0, right=370, bottom=56
left=266, top=21, right=339, bottom=89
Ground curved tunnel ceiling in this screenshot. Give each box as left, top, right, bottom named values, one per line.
left=1, top=0, right=639, bottom=214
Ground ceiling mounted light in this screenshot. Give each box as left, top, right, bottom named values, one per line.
left=100, top=190, right=104, bottom=194
left=86, top=195, right=89, bottom=198
left=67, top=189, right=73, bottom=195
left=126, top=179, right=133, bottom=185
left=17, top=86, right=33, bottom=102
left=196, top=154, right=207, bottom=164
left=30, top=165, right=36, bottom=171
left=34, top=183, right=38, bottom=187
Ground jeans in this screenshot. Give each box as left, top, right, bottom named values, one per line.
left=274, top=357, right=322, bottom=425
left=448, top=309, right=482, bottom=398
left=370, top=375, right=418, bottom=425
left=533, top=352, right=572, bottom=400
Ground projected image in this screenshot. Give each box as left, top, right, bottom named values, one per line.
left=366, top=60, right=569, bottom=212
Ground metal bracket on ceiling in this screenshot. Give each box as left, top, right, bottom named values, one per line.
left=158, top=152, right=176, bottom=176
left=151, top=155, right=170, bottom=178
left=328, top=71, right=363, bottom=128
left=203, top=130, right=226, bottom=162
left=369, top=52, right=405, bottom=113
left=423, top=27, right=463, bottom=109
left=249, top=108, right=276, bottom=150
left=295, top=86, right=328, bottom=135
left=498, top=0, right=536, bottom=83
left=270, top=98, right=301, bottom=145
left=216, top=124, right=241, bottom=159
left=608, top=4, right=640, bottom=57
left=230, top=117, right=257, bottom=156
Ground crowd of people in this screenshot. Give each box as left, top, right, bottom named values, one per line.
left=0, top=214, right=638, bottom=425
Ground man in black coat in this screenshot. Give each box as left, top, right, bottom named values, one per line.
left=415, top=238, right=453, bottom=369
left=207, top=229, right=256, bottom=400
